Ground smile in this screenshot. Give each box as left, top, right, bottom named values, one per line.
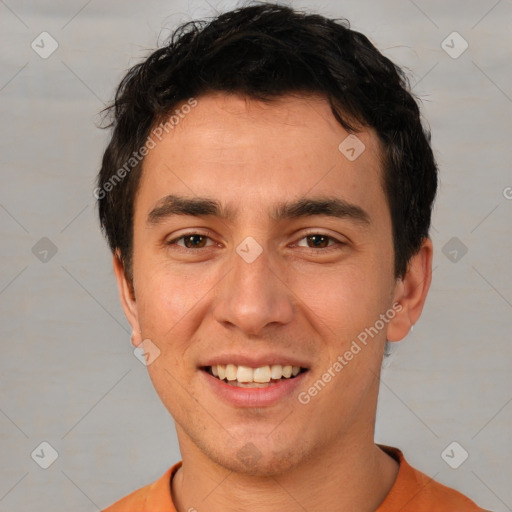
left=203, top=364, right=308, bottom=388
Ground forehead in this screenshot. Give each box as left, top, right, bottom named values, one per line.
left=137, top=92, right=388, bottom=225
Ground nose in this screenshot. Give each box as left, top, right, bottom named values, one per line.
left=212, top=241, right=294, bottom=336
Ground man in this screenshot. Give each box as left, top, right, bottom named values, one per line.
left=97, top=3, right=488, bottom=511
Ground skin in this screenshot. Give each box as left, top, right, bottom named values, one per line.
left=113, top=92, right=433, bottom=511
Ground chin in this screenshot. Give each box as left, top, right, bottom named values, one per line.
left=206, top=433, right=312, bottom=477
left=175, top=410, right=319, bottom=476
left=220, top=451, right=304, bottom=477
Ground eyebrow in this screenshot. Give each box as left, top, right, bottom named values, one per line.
left=147, top=194, right=371, bottom=226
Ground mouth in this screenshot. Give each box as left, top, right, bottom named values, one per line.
left=202, top=364, right=309, bottom=388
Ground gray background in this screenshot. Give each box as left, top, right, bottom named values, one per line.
left=1, top=0, right=511, bottom=510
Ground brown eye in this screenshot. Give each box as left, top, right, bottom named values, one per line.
left=167, top=233, right=215, bottom=249
left=296, top=233, right=340, bottom=249
left=306, top=234, right=330, bottom=248
left=182, top=234, right=207, bottom=248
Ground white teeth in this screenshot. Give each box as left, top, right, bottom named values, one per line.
left=236, top=365, right=253, bottom=383
left=253, top=365, right=271, bottom=383
left=282, top=365, right=292, bottom=378
left=225, top=364, right=237, bottom=381
left=208, top=363, right=304, bottom=383
left=270, top=364, right=282, bottom=379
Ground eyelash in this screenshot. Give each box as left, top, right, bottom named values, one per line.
left=166, top=231, right=345, bottom=252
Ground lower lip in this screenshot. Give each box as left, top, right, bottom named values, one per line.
left=200, top=369, right=308, bottom=407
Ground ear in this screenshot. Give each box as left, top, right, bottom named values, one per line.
left=386, top=237, right=433, bottom=342
left=112, top=252, right=142, bottom=347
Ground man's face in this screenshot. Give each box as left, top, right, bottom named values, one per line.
left=119, top=93, right=404, bottom=475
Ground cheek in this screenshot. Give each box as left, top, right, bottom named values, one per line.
left=291, top=259, right=391, bottom=342
left=135, top=261, right=209, bottom=330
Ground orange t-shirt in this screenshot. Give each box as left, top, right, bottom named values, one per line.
left=102, top=446, right=488, bottom=511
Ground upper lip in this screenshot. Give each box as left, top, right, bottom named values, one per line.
left=200, top=353, right=310, bottom=369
